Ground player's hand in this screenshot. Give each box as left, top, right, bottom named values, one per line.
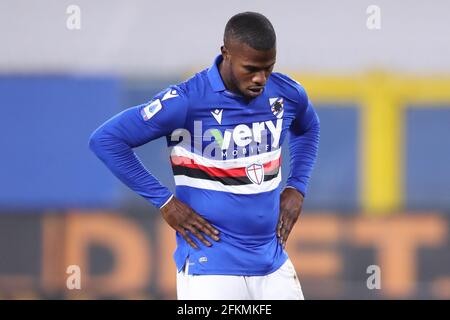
left=160, top=196, right=220, bottom=249
left=277, top=187, right=304, bottom=248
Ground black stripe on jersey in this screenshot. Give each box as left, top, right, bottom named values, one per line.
left=171, top=166, right=279, bottom=186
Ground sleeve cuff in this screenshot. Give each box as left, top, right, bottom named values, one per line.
left=285, top=183, right=306, bottom=198
left=159, top=194, right=174, bottom=209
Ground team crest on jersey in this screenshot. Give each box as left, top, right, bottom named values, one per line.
left=245, top=163, right=265, bottom=185
left=269, top=97, right=284, bottom=119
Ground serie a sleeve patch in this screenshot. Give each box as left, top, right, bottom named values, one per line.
left=141, top=99, right=163, bottom=121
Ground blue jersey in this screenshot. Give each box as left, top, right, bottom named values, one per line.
left=89, top=55, right=320, bottom=276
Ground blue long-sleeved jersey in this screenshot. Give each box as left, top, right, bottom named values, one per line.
left=89, top=55, right=320, bottom=276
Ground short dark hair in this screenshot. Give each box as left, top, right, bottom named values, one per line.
left=224, top=12, right=276, bottom=51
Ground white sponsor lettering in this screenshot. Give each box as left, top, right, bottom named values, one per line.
left=220, top=119, right=283, bottom=150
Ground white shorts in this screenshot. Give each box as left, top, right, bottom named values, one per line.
left=176, top=258, right=304, bottom=300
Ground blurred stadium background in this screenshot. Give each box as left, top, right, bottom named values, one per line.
left=1, top=0, right=450, bottom=299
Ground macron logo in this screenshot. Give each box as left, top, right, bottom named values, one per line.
left=211, top=108, right=223, bottom=124
left=162, top=89, right=179, bottom=101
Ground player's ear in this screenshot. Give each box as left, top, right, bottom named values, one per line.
left=221, top=45, right=230, bottom=60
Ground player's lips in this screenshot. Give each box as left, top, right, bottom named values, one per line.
left=247, top=86, right=264, bottom=97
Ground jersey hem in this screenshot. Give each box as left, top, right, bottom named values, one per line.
left=186, top=255, right=288, bottom=277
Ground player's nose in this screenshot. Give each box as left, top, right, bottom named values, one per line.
left=252, top=71, right=267, bottom=86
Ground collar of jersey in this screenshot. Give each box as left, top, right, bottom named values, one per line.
left=207, top=55, right=227, bottom=92
left=208, top=55, right=247, bottom=100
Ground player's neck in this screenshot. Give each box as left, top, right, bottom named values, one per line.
left=218, top=60, right=240, bottom=95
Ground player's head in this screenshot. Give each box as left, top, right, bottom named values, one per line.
left=220, top=12, right=276, bottom=98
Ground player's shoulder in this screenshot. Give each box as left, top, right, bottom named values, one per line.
left=270, top=72, right=308, bottom=105
left=163, top=79, right=190, bottom=98
left=175, top=68, right=210, bottom=97
left=147, top=68, right=208, bottom=112
left=154, top=68, right=206, bottom=97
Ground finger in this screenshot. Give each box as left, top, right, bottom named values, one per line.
left=178, top=228, right=198, bottom=249
left=280, top=218, right=292, bottom=246
left=277, top=218, right=283, bottom=238
left=277, top=210, right=287, bottom=238
left=282, top=229, right=289, bottom=247
left=192, top=220, right=220, bottom=242
left=278, top=215, right=287, bottom=240
left=193, top=214, right=220, bottom=236
left=184, top=224, right=212, bottom=247
left=196, top=215, right=220, bottom=236
left=282, top=219, right=295, bottom=247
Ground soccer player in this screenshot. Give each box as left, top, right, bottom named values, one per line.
left=89, top=12, right=320, bottom=300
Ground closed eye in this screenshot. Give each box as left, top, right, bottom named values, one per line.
left=244, top=66, right=259, bottom=73
left=244, top=63, right=275, bottom=73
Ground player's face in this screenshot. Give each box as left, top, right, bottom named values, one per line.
left=222, top=41, right=276, bottom=98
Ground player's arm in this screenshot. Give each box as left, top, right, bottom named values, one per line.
left=278, top=95, right=320, bottom=247
left=89, top=86, right=219, bottom=248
